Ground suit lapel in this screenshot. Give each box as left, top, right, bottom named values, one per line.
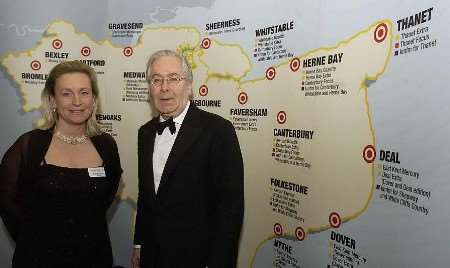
left=158, top=104, right=203, bottom=191
left=140, top=118, right=158, bottom=198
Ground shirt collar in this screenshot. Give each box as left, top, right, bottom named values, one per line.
left=159, top=101, right=190, bottom=125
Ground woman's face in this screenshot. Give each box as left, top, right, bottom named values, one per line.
left=51, top=72, right=95, bottom=127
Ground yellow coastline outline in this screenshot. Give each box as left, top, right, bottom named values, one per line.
left=0, top=19, right=395, bottom=267
left=249, top=19, right=393, bottom=267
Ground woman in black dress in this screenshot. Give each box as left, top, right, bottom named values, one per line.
left=0, top=60, right=122, bottom=267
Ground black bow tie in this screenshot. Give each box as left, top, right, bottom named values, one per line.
left=157, top=117, right=176, bottom=135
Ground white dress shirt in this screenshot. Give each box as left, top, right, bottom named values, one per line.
left=152, top=101, right=190, bottom=193
left=136, top=102, right=211, bottom=268
left=134, top=102, right=190, bottom=250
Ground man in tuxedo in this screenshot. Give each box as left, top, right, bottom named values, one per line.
left=132, top=50, right=244, bottom=268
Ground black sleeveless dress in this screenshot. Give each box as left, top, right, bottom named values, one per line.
left=1, top=130, right=122, bottom=268
left=12, top=161, right=114, bottom=268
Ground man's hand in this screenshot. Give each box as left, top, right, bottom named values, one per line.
left=131, top=248, right=141, bottom=268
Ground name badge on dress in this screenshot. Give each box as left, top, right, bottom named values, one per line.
left=88, top=167, right=106, bottom=178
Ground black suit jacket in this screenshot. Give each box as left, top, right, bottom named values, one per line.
left=134, top=103, right=244, bottom=268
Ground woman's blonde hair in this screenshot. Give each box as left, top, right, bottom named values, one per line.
left=39, top=60, right=102, bottom=136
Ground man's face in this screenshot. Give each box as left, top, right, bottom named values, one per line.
left=148, top=56, right=192, bottom=119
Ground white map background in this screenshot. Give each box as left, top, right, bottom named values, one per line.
left=1, top=0, right=450, bottom=267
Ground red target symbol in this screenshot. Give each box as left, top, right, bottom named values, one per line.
left=201, top=38, right=211, bottom=49
left=290, top=58, right=300, bottom=72
left=199, top=85, right=208, bottom=96
left=276, top=111, right=287, bottom=124
left=295, top=227, right=306, bottom=241
left=238, top=92, right=248, bottom=105
left=30, top=60, right=41, bottom=71
left=363, top=145, right=376, bottom=163
left=52, top=39, right=63, bottom=49
left=329, top=212, right=342, bottom=228
left=123, top=46, right=133, bottom=57
left=273, top=223, right=283, bottom=236
left=374, top=23, right=388, bottom=43
left=81, top=46, right=91, bottom=57
left=266, top=67, right=276, bottom=80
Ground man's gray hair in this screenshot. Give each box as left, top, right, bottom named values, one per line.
left=146, top=50, right=193, bottom=81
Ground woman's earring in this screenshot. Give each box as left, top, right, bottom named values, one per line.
left=52, top=107, right=56, bottom=113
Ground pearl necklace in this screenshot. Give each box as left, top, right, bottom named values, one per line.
left=54, top=131, right=88, bottom=145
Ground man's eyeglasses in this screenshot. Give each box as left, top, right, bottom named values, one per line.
left=148, top=75, right=185, bottom=88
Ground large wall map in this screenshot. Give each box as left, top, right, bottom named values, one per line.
left=1, top=1, right=449, bottom=267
